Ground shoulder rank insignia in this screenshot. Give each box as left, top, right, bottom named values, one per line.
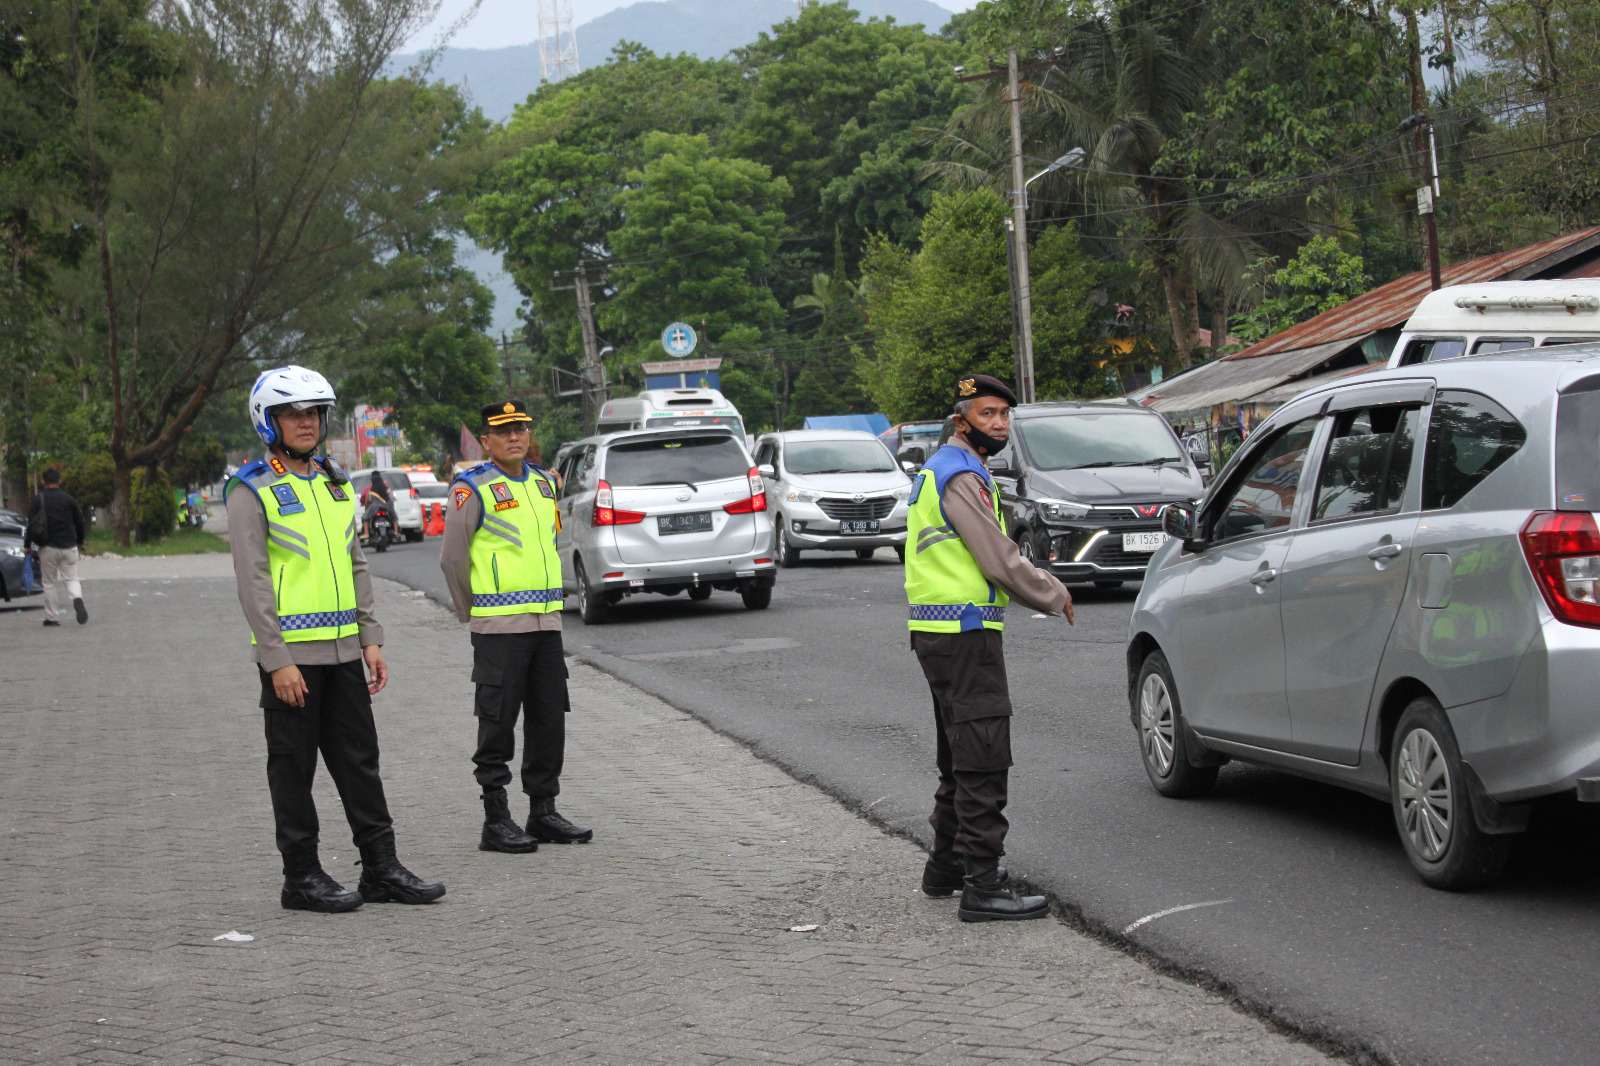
left=536, top=477, right=555, bottom=499
left=453, top=485, right=472, bottom=510
left=271, top=483, right=305, bottom=515
left=269, top=456, right=287, bottom=476
left=325, top=481, right=348, bottom=502
left=490, top=482, right=514, bottom=504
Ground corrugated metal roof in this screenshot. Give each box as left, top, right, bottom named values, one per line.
left=1245, top=362, right=1382, bottom=406
left=1144, top=336, right=1365, bottom=413
left=1231, top=226, right=1600, bottom=360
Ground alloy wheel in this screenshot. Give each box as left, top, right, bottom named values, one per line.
left=1019, top=533, right=1036, bottom=564
left=1139, top=672, right=1175, bottom=777
left=1397, top=728, right=1453, bottom=862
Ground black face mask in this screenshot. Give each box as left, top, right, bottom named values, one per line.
left=964, top=424, right=1009, bottom=457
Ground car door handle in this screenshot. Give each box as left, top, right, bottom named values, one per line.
left=1249, top=568, right=1278, bottom=586
left=1367, top=543, right=1404, bottom=560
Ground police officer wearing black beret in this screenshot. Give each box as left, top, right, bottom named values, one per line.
left=439, top=400, right=592, bottom=853
left=903, top=373, right=1074, bottom=921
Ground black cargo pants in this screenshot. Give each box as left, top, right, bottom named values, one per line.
left=911, top=629, right=1013, bottom=861
left=471, top=630, right=569, bottom=799
left=258, top=661, right=395, bottom=869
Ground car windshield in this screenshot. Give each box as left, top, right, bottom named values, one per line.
left=786, top=440, right=896, bottom=475
left=1015, top=414, right=1184, bottom=470
left=605, top=435, right=749, bottom=486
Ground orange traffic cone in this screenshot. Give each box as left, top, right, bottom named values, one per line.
left=425, top=501, right=446, bottom=536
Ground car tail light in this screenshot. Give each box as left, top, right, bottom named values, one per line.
left=593, top=480, right=645, bottom=526
left=1520, top=511, right=1600, bottom=626
left=723, top=468, right=769, bottom=514
left=410, top=488, right=418, bottom=499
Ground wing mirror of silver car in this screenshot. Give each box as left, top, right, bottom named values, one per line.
left=757, top=464, right=776, bottom=479
left=1161, top=504, right=1203, bottom=548
left=900, top=460, right=917, bottom=473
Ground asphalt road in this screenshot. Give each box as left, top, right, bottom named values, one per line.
left=370, top=536, right=1600, bottom=1066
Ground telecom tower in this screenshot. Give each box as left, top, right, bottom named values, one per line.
left=536, top=0, right=579, bottom=84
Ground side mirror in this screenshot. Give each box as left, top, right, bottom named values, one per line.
left=985, top=454, right=1016, bottom=477
left=900, top=460, right=916, bottom=473
left=1162, top=504, right=1198, bottom=546
left=757, top=464, right=776, bottom=479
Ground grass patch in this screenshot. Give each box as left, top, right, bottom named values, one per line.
left=85, top=527, right=228, bottom=557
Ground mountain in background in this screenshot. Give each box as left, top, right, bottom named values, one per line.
left=399, top=0, right=956, bottom=123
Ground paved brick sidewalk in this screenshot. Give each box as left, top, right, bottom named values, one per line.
left=0, top=561, right=1332, bottom=1065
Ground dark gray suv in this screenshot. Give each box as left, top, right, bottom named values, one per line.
left=979, top=402, right=1205, bottom=587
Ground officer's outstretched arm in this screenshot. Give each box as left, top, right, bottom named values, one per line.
left=943, top=472, right=1073, bottom=622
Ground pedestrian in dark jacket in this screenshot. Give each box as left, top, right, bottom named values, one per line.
left=25, top=468, right=88, bottom=627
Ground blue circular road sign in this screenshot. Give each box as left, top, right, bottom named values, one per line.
left=661, top=322, right=698, bottom=358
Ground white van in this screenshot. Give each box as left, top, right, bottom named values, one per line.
left=1388, top=280, right=1600, bottom=368
left=595, top=388, right=745, bottom=439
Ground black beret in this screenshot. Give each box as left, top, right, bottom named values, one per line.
left=482, top=399, right=533, bottom=426
left=954, top=373, right=1017, bottom=408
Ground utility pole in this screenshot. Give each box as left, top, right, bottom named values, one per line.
left=499, top=331, right=514, bottom=395
left=550, top=260, right=608, bottom=428
left=1402, top=112, right=1443, bottom=290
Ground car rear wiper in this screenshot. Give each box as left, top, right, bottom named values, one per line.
left=639, top=480, right=698, bottom=491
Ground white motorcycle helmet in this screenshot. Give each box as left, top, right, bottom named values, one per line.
left=249, top=365, right=336, bottom=453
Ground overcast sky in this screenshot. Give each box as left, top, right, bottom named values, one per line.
left=409, top=0, right=978, bottom=53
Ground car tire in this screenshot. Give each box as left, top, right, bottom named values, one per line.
left=895, top=545, right=905, bottom=563
left=741, top=584, right=772, bottom=610
left=574, top=558, right=611, bottom=625
left=405, top=529, right=424, bottom=543
left=855, top=548, right=875, bottom=560
left=1135, top=650, right=1218, bottom=798
left=775, top=521, right=800, bottom=567
left=1390, top=696, right=1513, bottom=891
left=688, top=585, right=712, bottom=601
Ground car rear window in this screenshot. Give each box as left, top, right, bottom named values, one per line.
left=1424, top=390, right=1526, bottom=510
left=1556, top=379, right=1600, bottom=510
left=381, top=471, right=412, bottom=490
left=604, top=435, right=749, bottom=486
left=416, top=483, right=449, bottom=498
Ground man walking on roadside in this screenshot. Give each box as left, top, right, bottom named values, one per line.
left=226, top=365, right=445, bottom=913
left=440, top=399, right=592, bottom=854
left=26, top=468, right=88, bottom=628
left=906, top=373, right=1074, bottom=922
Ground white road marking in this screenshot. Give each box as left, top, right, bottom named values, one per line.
left=1120, top=899, right=1232, bottom=936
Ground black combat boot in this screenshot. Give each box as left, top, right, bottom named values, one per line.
left=357, top=836, right=446, bottom=904
left=526, top=798, right=592, bottom=844
left=923, top=851, right=1008, bottom=898
left=957, top=857, right=1048, bottom=923
left=280, top=853, right=362, bottom=913
left=480, top=788, right=538, bottom=853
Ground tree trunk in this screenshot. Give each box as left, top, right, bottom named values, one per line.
left=1212, top=302, right=1229, bottom=357
left=1159, top=263, right=1190, bottom=368
left=1181, top=271, right=1202, bottom=368
left=110, top=463, right=133, bottom=550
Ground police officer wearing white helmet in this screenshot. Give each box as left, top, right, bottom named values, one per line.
left=225, top=366, right=445, bottom=913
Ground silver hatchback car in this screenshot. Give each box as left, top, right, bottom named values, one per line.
left=1128, top=348, right=1600, bottom=889
left=551, top=427, right=776, bottom=624
left=751, top=430, right=913, bottom=565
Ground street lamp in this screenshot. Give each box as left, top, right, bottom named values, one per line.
left=1012, top=145, right=1084, bottom=404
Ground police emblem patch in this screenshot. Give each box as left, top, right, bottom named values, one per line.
left=979, top=488, right=993, bottom=510
left=490, top=482, right=514, bottom=504
left=536, top=478, right=555, bottom=499
left=453, top=485, right=472, bottom=510
left=271, top=483, right=305, bottom=515
left=325, top=481, right=348, bottom=502
left=958, top=378, right=977, bottom=397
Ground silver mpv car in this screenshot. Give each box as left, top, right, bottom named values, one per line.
left=551, top=427, right=776, bottom=624
left=1128, top=348, right=1600, bottom=889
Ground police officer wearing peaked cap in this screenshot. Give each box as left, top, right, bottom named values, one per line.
left=226, top=366, right=445, bottom=913
left=440, top=400, right=592, bottom=853
left=905, top=373, right=1075, bottom=921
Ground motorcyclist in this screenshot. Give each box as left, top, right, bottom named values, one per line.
left=363, top=471, right=392, bottom=543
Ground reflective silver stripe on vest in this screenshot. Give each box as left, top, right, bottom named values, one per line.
left=916, top=523, right=961, bottom=553
left=907, top=605, right=1006, bottom=623
left=266, top=521, right=312, bottom=560
left=480, top=513, right=523, bottom=548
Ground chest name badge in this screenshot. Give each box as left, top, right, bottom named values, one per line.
left=536, top=478, right=555, bottom=499
left=494, top=499, right=519, bottom=512
left=271, top=483, right=306, bottom=515
left=325, top=481, right=348, bottom=502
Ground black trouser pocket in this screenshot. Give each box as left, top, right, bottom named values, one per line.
left=263, top=708, right=303, bottom=755
left=474, top=683, right=505, bottom=722
left=949, top=716, right=1012, bottom=772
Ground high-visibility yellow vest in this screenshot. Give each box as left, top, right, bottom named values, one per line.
left=225, top=456, right=360, bottom=643
left=904, top=445, right=1008, bottom=633
left=455, top=461, right=564, bottom=617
